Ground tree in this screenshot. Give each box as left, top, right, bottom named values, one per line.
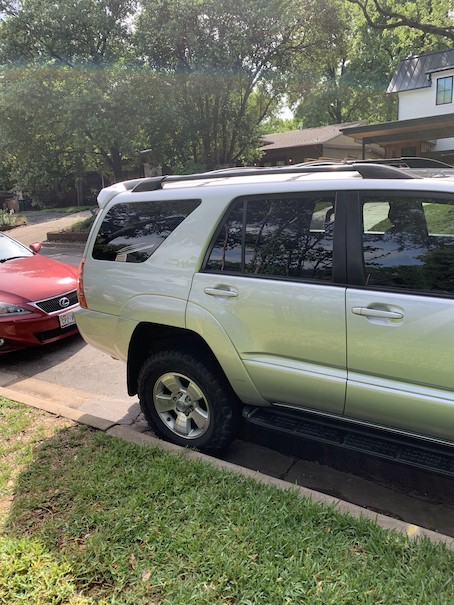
left=291, top=0, right=451, bottom=128
left=0, top=153, right=14, bottom=190
left=0, top=62, right=170, bottom=201
left=0, top=65, right=89, bottom=202
left=259, top=116, right=299, bottom=136
left=0, top=0, right=156, bottom=200
left=134, top=0, right=344, bottom=169
left=347, top=0, right=454, bottom=45
left=0, top=0, right=136, bottom=65
left=292, top=12, right=398, bottom=127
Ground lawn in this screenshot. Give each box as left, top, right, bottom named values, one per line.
left=1, top=397, right=453, bottom=604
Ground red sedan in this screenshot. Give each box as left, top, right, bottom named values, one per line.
left=0, top=232, right=79, bottom=354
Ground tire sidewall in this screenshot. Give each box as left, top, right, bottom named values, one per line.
left=138, top=350, right=235, bottom=451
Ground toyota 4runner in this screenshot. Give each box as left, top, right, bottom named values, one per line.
left=75, top=161, right=454, bottom=461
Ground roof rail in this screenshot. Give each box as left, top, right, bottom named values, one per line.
left=293, top=157, right=452, bottom=169
left=131, top=162, right=418, bottom=193
left=349, top=157, right=452, bottom=169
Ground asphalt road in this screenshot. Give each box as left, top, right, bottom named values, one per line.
left=2, top=239, right=454, bottom=538
left=40, top=241, right=86, bottom=267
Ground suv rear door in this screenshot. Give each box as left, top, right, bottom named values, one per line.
left=189, top=192, right=347, bottom=414
left=345, top=191, right=454, bottom=442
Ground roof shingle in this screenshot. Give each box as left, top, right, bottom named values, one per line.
left=261, top=122, right=365, bottom=150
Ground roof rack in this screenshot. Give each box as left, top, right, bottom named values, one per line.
left=349, top=157, right=452, bottom=169
left=293, top=157, right=452, bottom=169
left=131, top=162, right=419, bottom=193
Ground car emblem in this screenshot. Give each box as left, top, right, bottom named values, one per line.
left=59, top=297, right=71, bottom=308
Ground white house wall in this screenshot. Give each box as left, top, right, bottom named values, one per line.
left=398, top=69, right=454, bottom=152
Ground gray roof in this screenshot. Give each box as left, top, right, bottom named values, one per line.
left=388, top=48, right=454, bottom=94
left=261, top=122, right=365, bottom=150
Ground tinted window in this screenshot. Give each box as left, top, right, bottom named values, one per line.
left=362, top=195, right=454, bottom=293
left=93, top=199, right=200, bottom=262
left=206, top=195, right=335, bottom=281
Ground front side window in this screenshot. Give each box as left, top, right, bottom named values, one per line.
left=436, top=76, right=453, bottom=105
left=93, top=199, right=200, bottom=262
left=205, top=195, right=335, bottom=281
left=362, top=195, right=454, bottom=294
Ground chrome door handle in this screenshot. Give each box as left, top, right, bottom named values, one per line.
left=204, top=287, right=238, bottom=298
left=352, top=306, right=403, bottom=320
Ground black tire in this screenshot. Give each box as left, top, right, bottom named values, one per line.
left=138, top=348, right=240, bottom=453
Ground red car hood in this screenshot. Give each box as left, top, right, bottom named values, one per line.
left=0, top=254, right=78, bottom=302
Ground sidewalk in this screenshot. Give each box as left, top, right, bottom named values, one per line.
left=6, top=211, right=90, bottom=246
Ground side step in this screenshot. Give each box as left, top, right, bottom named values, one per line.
left=242, top=406, right=454, bottom=478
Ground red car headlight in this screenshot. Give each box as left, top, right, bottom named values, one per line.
left=0, top=302, right=33, bottom=316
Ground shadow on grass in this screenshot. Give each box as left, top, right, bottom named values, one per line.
left=3, top=423, right=454, bottom=605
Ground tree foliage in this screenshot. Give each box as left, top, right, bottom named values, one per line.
left=0, top=64, right=164, bottom=195
left=0, top=0, right=343, bottom=200
left=0, top=0, right=136, bottom=65
left=292, top=0, right=452, bottom=128
left=0, top=0, right=453, bottom=204
left=0, top=1, right=150, bottom=198
left=133, top=0, right=343, bottom=168
left=347, top=0, right=454, bottom=46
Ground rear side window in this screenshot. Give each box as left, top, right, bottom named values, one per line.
left=92, top=199, right=200, bottom=262
left=205, top=194, right=335, bottom=281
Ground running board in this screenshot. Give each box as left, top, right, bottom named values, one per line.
left=242, top=406, right=454, bottom=478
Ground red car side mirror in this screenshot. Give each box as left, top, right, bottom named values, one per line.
left=29, top=242, right=42, bottom=254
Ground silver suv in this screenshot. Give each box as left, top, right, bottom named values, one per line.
left=75, top=161, right=454, bottom=455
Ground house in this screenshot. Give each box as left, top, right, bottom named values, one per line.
left=342, top=49, right=454, bottom=164
left=259, top=122, right=384, bottom=166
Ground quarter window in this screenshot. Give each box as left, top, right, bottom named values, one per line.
left=92, top=199, right=200, bottom=262
left=436, top=76, right=453, bottom=105
left=205, top=195, right=335, bottom=281
left=362, top=196, right=454, bottom=293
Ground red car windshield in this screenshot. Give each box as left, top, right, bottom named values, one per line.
left=0, top=233, right=33, bottom=263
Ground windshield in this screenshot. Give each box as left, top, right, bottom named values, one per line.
left=0, top=233, right=33, bottom=262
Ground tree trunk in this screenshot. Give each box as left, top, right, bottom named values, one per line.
left=109, top=146, right=124, bottom=182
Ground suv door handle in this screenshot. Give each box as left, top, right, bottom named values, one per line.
left=204, top=287, right=238, bottom=298
left=351, top=306, right=403, bottom=320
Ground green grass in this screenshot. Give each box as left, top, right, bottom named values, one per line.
left=368, top=203, right=454, bottom=235
left=66, top=214, right=96, bottom=233
left=424, top=203, right=454, bottom=234
left=0, top=211, right=27, bottom=228
left=1, top=398, right=453, bottom=604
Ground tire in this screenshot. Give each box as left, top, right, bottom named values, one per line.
left=138, top=348, right=240, bottom=453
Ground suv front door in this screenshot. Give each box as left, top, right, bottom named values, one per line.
left=189, top=192, right=347, bottom=415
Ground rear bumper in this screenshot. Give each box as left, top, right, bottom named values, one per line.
left=75, top=308, right=127, bottom=360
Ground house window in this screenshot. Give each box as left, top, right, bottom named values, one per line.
left=436, top=76, right=453, bottom=105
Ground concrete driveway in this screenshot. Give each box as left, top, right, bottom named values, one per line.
left=6, top=210, right=91, bottom=246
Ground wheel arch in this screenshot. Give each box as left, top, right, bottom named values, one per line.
left=126, top=321, right=266, bottom=406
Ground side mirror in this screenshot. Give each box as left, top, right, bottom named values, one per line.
left=29, top=242, right=42, bottom=254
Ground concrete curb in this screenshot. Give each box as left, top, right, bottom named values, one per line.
left=2, top=386, right=453, bottom=550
